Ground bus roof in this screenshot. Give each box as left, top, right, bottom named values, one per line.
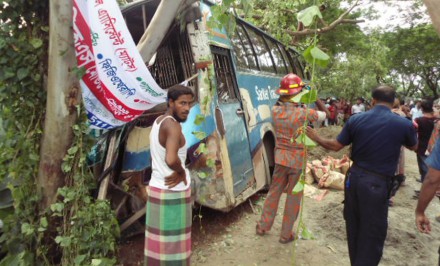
left=120, top=0, right=302, bottom=55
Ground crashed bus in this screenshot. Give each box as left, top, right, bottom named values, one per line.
left=96, top=0, right=308, bottom=221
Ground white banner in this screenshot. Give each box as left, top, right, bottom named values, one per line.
left=73, top=0, right=167, bottom=129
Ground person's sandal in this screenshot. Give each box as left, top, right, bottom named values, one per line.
left=279, top=234, right=295, bottom=244
left=256, top=224, right=266, bottom=236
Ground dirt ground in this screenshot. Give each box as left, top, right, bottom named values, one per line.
left=118, top=126, right=440, bottom=266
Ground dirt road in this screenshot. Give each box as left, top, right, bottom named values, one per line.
left=119, top=145, right=440, bottom=265
left=190, top=149, right=440, bottom=266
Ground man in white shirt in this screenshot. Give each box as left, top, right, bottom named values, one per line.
left=351, top=97, right=365, bottom=115
left=411, top=100, right=423, bottom=121
left=145, top=85, right=194, bottom=265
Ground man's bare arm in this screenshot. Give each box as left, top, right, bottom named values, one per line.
left=315, top=99, right=330, bottom=118
left=162, top=120, right=185, bottom=174
left=306, top=126, right=345, bottom=151
left=416, top=167, right=440, bottom=215
left=415, top=166, right=440, bottom=233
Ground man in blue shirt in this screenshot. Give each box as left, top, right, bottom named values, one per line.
left=307, top=85, right=418, bottom=266
left=416, top=137, right=440, bottom=265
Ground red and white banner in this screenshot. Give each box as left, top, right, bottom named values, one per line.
left=73, top=0, right=166, bottom=129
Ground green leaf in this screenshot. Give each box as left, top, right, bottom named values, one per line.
left=29, top=153, right=39, bottom=161
left=67, top=146, right=79, bottom=155
left=21, top=223, right=34, bottom=236
left=311, top=46, right=330, bottom=67
left=198, top=172, right=208, bottom=179
left=17, top=68, right=29, bottom=81
left=74, top=255, right=87, bottom=265
left=288, top=90, right=309, bottom=103
left=55, top=236, right=71, bottom=247
left=0, top=39, right=6, bottom=49
left=194, top=114, right=206, bottom=125
left=91, top=259, right=103, bottom=266
left=297, top=6, right=322, bottom=27
left=301, top=225, right=316, bottom=240
left=50, top=202, right=65, bottom=213
left=30, top=38, right=43, bottom=49
left=300, top=89, right=318, bottom=104
left=295, top=133, right=317, bottom=147
left=192, top=131, right=207, bottom=140
left=303, top=45, right=330, bottom=68
left=196, top=143, right=207, bottom=154
left=40, top=217, right=48, bottom=228
left=292, top=179, right=305, bottom=194
left=206, top=158, right=215, bottom=168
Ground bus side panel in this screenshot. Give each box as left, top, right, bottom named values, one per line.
left=236, top=72, right=279, bottom=150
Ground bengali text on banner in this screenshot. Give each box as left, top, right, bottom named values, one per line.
left=73, top=0, right=167, bottom=129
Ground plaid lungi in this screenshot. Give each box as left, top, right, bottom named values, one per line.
left=144, top=186, right=192, bottom=266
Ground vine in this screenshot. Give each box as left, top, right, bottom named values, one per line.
left=289, top=3, right=331, bottom=265
left=0, top=0, right=49, bottom=264
left=52, top=106, right=119, bottom=265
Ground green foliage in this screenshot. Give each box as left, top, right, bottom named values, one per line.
left=299, top=222, right=315, bottom=240
left=295, top=133, right=317, bottom=147
left=54, top=109, right=119, bottom=265
left=207, top=3, right=237, bottom=35
left=0, top=0, right=49, bottom=264
left=316, top=33, right=389, bottom=100
left=192, top=131, right=207, bottom=140
left=303, top=45, right=330, bottom=68
left=0, top=2, right=119, bottom=264
left=297, top=5, right=323, bottom=27
left=291, top=178, right=305, bottom=194
left=194, top=114, right=206, bottom=125
left=383, top=24, right=440, bottom=98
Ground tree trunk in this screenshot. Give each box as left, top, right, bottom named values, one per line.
left=424, top=0, right=440, bottom=37
left=38, top=0, right=80, bottom=209
left=137, top=0, right=197, bottom=63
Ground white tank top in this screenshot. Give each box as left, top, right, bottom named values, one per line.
left=149, top=116, right=190, bottom=191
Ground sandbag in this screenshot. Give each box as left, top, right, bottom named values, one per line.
left=311, top=160, right=330, bottom=182
left=304, top=163, right=315, bottom=185
left=318, top=170, right=345, bottom=190
left=322, top=156, right=336, bottom=171
left=334, top=155, right=351, bottom=175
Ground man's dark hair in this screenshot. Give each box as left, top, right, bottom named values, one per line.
left=421, top=99, right=434, bottom=113
left=399, top=98, right=405, bottom=106
left=371, top=85, right=396, bottom=104
left=167, top=84, right=195, bottom=107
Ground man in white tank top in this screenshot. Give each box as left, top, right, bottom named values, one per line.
left=145, top=85, right=195, bottom=266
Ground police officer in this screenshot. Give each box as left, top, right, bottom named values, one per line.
left=306, top=85, right=418, bottom=266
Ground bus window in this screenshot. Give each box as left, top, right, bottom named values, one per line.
left=231, top=24, right=258, bottom=70
left=211, top=46, right=238, bottom=102
left=277, top=44, right=293, bottom=73
left=265, top=37, right=288, bottom=75
left=286, top=49, right=304, bottom=78
left=243, top=26, right=276, bottom=73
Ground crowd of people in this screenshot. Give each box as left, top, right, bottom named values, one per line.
left=144, top=75, right=440, bottom=266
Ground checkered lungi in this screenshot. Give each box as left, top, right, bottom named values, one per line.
left=144, top=186, right=192, bottom=266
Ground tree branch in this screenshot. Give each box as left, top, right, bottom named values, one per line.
left=288, top=0, right=363, bottom=38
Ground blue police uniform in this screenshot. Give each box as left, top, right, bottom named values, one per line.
left=337, top=105, right=417, bottom=266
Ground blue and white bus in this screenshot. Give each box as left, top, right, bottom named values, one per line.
left=118, top=0, right=308, bottom=212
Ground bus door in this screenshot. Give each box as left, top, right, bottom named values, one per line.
left=211, top=46, right=254, bottom=196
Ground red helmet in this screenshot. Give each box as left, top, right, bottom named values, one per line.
left=275, top=73, right=305, bottom=96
